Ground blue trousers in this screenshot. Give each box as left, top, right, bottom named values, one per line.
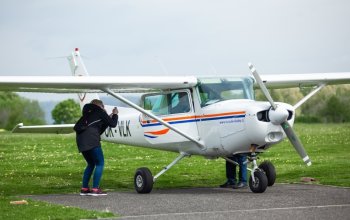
left=226, top=155, right=247, bottom=184
left=81, top=146, right=104, bottom=188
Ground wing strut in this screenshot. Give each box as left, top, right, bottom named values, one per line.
left=293, top=84, right=326, bottom=109
left=102, top=88, right=206, bottom=150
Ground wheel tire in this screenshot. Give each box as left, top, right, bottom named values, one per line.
left=259, top=161, right=276, bottom=186
left=134, top=167, right=153, bottom=194
left=249, top=170, right=268, bottom=193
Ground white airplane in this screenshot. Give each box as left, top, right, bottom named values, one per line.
left=1, top=48, right=350, bottom=194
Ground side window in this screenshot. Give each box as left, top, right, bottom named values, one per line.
left=170, top=92, right=190, bottom=114
left=144, top=94, right=169, bottom=115
left=143, top=92, right=190, bottom=116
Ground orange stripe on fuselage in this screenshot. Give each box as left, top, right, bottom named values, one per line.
left=144, top=128, right=170, bottom=135
left=141, top=111, right=246, bottom=124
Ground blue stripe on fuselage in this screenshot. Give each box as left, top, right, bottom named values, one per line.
left=144, top=134, right=157, bottom=138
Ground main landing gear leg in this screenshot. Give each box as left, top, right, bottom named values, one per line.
left=134, top=152, right=190, bottom=194
left=247, top=146, right=268, bottom=193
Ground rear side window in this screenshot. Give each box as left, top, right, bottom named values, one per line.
left=143, top=92, right=190, bottom=115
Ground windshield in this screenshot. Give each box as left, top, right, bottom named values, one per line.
left=197, top=77, right=254, bottom=107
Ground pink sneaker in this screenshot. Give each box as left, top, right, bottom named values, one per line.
left=80, top=188, right=91, bottom=196
left=90, top=188, right=107, bottom=196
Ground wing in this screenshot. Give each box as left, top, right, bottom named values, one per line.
left=12, top=123, right=74, bottom=134
left=259, top=73, right=350, bottom=89
left=0, top=76, right=198, bottom=93
left=0, top=73, right=350, bottom=93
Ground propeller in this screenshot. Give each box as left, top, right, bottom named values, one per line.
left=248, top=63, right=312, bottom=166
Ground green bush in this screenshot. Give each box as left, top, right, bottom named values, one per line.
left=51, top=99, right=81, bottom=124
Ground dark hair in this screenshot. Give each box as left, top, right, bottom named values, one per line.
left=91, top=99, right=104, bottom=107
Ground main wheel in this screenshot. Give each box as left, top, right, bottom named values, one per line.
left=259, top=161, right=276, bottom=186
left=134, top=167, right=153, bottom=194
left=249, top=170, right=268, bottom=193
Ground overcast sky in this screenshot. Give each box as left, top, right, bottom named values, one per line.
left=0, top=0, right=349, bottom=100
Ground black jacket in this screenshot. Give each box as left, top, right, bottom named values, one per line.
left=76, top=104, right=118, bottom=152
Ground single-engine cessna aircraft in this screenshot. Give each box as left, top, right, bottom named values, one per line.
left=1, top=48, right=350, bottom=193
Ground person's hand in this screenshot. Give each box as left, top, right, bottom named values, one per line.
left=112, top=107, right=118, bottom=115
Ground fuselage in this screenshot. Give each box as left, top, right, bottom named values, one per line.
left=101, top=76, right=295, bottom=157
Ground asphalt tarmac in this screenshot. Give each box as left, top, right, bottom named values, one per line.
left=28, top=184, right=350, bottom=220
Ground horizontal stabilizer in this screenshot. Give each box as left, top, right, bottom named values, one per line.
left=12, top=123, right=74, bottom=134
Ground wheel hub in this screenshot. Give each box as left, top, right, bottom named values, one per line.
left=252, top=176, right=260, bottom=188
left=136, top=175, right=144, bottom=188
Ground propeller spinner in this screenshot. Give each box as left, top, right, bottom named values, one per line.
left=248, top=63, right=312, bottom=166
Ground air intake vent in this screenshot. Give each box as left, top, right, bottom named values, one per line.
left=257, top=110, right=269, bottom=122
left=257, top=109, right=293, bottom=122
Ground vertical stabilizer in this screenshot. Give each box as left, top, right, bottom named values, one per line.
left=67, top=48, right=99, bottom=107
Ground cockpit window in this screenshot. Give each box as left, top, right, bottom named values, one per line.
left=143, top=91, right=191, bottom=116
left=197, top=77, right=254, bottom=107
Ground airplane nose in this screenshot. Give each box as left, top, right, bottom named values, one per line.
left=245, top=107, right=286, bottom=146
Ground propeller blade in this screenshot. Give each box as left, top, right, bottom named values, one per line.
left=281, top=121, right=312, bottom=166
left=248, top=63, right=277, bottom=110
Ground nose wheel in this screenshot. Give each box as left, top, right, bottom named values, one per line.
left=247, top=149, right=271, bottom=193
left=249, top=170, right=268, bottom=193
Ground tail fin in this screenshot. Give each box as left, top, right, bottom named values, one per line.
left=67, top=48, right=99, bottom=108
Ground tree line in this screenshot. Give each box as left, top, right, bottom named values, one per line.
left=0, top=85, right=350, bottom=130
left=0, top=92, right=45, bottom=130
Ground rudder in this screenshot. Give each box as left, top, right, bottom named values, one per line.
left=67, top=48, right=99, bottom=107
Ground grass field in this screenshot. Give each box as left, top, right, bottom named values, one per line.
left=1, top=123, right=350, bottom=219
